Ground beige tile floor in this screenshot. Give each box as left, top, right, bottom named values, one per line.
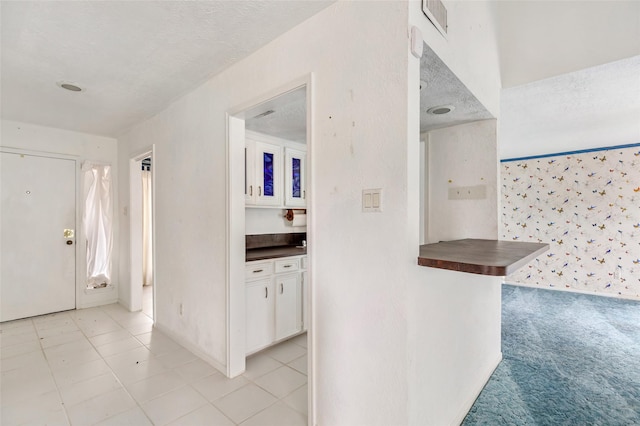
left=0, top=299, right=308, bottom=426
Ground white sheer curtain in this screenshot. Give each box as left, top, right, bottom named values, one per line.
left=82, top=162, right=113, bottom=288
left=142, top=169, right=153, bottom=286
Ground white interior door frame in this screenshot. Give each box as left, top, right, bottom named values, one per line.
left=226, top=74, right=315, bottom=424
left=1, top=147, right=80, bottom=319
left=129, top=146, right=156, bottom=315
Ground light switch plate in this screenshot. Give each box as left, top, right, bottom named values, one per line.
left=363, top=188, right=382, bottom=212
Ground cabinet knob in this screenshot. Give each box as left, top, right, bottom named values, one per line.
left=258, top=186, right=262, bottom=196
left=253, top=269, right=263, bottom=273
left=280, top=283, right=284, bottom=294
left=265, top=287, right=268, bottom=298
left=249, top=185, right=253, bottom=196
left=283, top=264, right=292, bottom=268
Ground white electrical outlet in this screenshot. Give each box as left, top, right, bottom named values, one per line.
left=614, top=268, right=622, bottom=280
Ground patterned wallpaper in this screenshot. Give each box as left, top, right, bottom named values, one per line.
left=501, top=144, right=640, bottom=299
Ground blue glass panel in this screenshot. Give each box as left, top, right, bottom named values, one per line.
left=292, top=158, right=301, bottom=198
left=263, top=152, right=274, bottom=196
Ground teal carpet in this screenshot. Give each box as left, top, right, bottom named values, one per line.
left=462, top=284, right=640, bottom=425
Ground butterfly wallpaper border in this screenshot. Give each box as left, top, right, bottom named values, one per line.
left=501, top=143, right=640, bottom=300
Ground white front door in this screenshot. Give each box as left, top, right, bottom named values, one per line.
left=1, top=152, right=76, bottom=322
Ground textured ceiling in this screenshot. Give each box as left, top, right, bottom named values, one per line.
left=500, top=55, right=640, bottom=159
left=0, top=1, right=334, bottom=137
left=3, top=1, right=637, bottom=139
left=245, top=87, right=307, bottom=143
left=420, top=43, right=493, bottom=132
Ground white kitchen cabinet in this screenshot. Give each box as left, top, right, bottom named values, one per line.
left=284, top=148, right=306, bottom=207
left=245, top=278, right=275, bottom=354
left=275, top=273, right=302, bottom=340
left=245, top=137, right=282, bottom=206
left=245, top=255, right=306, bottom=355
left=245, top=131, right=306, bottom=209
left=275, top=257, right=299, bottom=273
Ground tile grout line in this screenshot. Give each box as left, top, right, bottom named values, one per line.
left=69, top=308, right=142, bottom=425
left=3, top=306, right=308, bottom=426
left=232, top=343, right=308, bottom=424
left=95, top=304, right=238, bottom=426
left=58, top=306, right=156, bottom=425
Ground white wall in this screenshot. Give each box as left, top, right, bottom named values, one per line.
left=409, top=119, right=502, bottom=425
left=410, top=0, right=501, bottom=118
left=1, top=119, right=119, bottom=309
left=409, top=1, right=503, bottom=423
left=245, top=208, right=305, bottom=235
left=427, top=120, right=499, bottom=243
left=118, top=1, right=503, bottom=424
left=119, top=2, right=410, bottom=423
left=408, top=269, right=502, bottom=425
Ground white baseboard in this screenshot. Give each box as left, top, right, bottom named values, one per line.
left=76, top=297, right=118, bottom=309
left=453, top=352, right=503, bottom=426
left=153, top=322, right=227, bottom=375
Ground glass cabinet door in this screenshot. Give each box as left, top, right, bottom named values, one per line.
left=291, top=157, right=301, bottom=199
left=263, top=151, right=274, bottom=197
left=285, top=148, right=306, bottom=207
left=254, top=141, right=282, bottom=206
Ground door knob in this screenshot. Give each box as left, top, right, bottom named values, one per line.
left=66, top=240, right=73, bottom=245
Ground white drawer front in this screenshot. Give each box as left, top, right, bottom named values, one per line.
left=275, top=258, right=299, bottom=273
left=245, top=262, right=273, bottom=280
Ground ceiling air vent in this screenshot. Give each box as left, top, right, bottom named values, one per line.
left=422, top=0, right=447, bottom=37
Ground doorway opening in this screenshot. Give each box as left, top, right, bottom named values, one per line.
left=130, top=148, right=155, bottom=319
left=227, top=76, right=313, bottom=423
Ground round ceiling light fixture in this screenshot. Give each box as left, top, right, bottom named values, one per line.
left=56, top=81, right=84, bottom=92
left=427, top=105, right=455, bottom=115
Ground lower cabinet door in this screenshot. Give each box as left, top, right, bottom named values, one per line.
left=246, top=279, right=274, bottom=354
left=275, top=273, right=302, bottom=340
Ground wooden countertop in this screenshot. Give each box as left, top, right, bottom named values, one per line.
left=417, top=239, right=549, bottom=276
left=246, top=245, right=307, bottom=262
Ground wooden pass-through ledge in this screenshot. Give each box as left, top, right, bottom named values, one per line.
left=417, top=239, right=549, bottom=276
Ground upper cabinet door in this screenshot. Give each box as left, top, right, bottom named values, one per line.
left=254, top=141, right=282, bottom=206
left=284, top=148, right=306, bottom=207
left=245, top=143, right=256, bottom=204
